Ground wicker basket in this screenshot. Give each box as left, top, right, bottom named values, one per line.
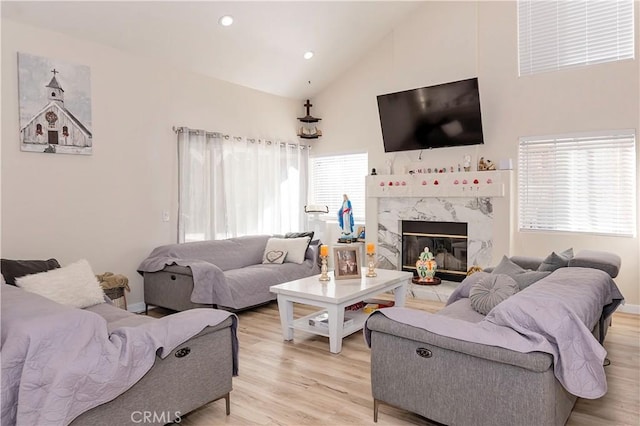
left=104, top=287, right=125, bottom=300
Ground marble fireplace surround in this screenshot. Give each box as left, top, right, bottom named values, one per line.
left=366, top=171, right=514, bottom=295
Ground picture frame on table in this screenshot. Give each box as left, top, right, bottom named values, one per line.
left=333, top=246, right=361, bottom=280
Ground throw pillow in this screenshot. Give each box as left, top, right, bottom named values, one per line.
left=285, top=231, right=314, bottom=251
left=513, top=270, right=552, bottom=290
left=262, top=237, right=310, bottom=264
left=263, top=249, right=288, bottom=264
left=469, top=273, right=518, bottom=315
left=447, top=271, right=492, bottom=304
left=491, top=255, right=526, bottom=276
left=15, top=259, right=105, bottom=309
left=1, top=258, right=61, bottom=286
left=537, top=248, right=574, bottom=272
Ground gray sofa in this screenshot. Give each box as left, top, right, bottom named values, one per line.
left=139, top=235, right=321, bottom=312
left=365, top=250, right=623, bottom=426
left=72, top=303, right=236, bottom=425
left=1, top=284, right=237, bottom=426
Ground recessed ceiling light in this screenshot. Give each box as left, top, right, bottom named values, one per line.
left=303, top=51, right=314, bottom=60
left=219, top=15, right=234, bottom=27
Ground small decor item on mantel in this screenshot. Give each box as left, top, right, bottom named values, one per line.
left=463, top=155, right=472, bottom=171
left=297, top=99, right=322, bottom=139
left=413, top=247, right=441, bottom=285
left=478, top=156, right=496, bottom=171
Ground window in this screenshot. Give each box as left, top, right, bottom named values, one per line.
left=518, top=0, right=634, bottom=76
left=518, top=130, right=636, bottom=237
left=309, top=153, right=368, bottom=221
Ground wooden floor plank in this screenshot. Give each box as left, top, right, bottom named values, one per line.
left=150, top=298, right=639, bottom=425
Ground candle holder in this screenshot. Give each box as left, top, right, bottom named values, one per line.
left=319, top=255, right=330, bottom=281
left=366, top=252, right=377, bottom=277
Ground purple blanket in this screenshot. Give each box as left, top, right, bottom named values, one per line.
left=364, top=267, right=623, bottom=399
left=137, top=243, right=235, bottom=306
left=1, top=285, right=238, bottom=426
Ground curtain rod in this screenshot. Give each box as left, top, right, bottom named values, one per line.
left=172, top=126, right=311, bottom=149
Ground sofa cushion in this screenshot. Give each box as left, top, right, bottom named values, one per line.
left=491, top=255, right=526, bottom=276
left=469, top=273, right=518, bottom=315
left=262, top=237, right=310, bottom=264
left=1, top=258, right=61, bottom=286
left=16, top=259, right=105, bottom=309
left=537, top=248, right=574, bottom=272
left=513, top=271, right=552, bottom=290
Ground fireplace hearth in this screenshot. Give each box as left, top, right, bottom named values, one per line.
left=402, top=220, right=468, bottom=282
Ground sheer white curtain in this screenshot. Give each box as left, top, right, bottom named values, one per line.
left=177, top=127, right=309, bottom=242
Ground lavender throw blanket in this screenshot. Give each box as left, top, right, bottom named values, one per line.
left=1, top=285, right=238, bottom=426
left=364, top=267, right=623, bottom=399
left=137, top=241, right=239, bottom=306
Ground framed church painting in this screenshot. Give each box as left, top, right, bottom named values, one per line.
left=18, top=52, right=93, bottom=155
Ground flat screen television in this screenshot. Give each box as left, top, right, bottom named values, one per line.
left=377, top=77, right=484, bottom=152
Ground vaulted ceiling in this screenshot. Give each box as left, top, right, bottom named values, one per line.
left=2, top=1, right=424, bottom=99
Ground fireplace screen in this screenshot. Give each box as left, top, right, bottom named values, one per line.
left=401, top=220, right=468, bottom=282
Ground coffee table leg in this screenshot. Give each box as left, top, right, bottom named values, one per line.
left=277, top=296, right=294, bottom=341
left=394, top=281, right=408, bottom=307
left=327, top=304, right=344, bottom=354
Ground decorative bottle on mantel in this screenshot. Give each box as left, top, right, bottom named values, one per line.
left=416, top=247, right=437, bottom=283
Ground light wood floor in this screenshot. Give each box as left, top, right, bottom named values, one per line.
left=150, top=297, right=640, bottom=426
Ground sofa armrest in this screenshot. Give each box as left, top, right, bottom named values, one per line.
left=366, top=313, right=552, bottom=372
left=161, top=264, right=193, bottom=276
left=72, top=317, right=236, bottom=426
left=569, top=249, right=621, bottom=278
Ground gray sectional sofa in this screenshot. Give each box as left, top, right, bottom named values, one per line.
left=365, top=249, right=623, bottom=426
left=139, top=235, right=321, bottom=312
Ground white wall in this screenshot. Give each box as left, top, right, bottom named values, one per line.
left=1, top=19, right=300, bottom=311
left=313, top=1, right=640, bottom=307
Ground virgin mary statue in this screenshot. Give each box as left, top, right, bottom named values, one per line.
left=338, top=194, right=354, bottom=237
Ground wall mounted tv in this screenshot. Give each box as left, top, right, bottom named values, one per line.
left=377, top=77, right=484, bottom=152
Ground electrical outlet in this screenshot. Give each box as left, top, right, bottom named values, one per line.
left=162, top=211, right=170, bottom=222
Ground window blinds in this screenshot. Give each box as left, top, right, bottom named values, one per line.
left=518, top=131, right=636, bottom=237
left=518, top=0, right=635, bottom=76
left=310, top=153, right=368, bottom=221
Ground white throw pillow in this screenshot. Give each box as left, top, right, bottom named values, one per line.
left=16, top=259, right=105, bottom=308
left=263, top=249, right=288, bottom=264
left=262, top=237, right=310, bottom=264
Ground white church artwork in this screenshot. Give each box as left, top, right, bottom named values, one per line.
left=18, top=52, right=92, bottom=155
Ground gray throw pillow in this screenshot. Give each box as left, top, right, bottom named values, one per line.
left=1, top=258, right=61, bottom=286
left=446, top=271, right=492, bottom=303
left=513, top=270, right=551, bottom=290
left=491, top=255, right=526, bottom=276
left=469, top=274, right=519, bottom=315
left=537, top=248, right=574, bottom=272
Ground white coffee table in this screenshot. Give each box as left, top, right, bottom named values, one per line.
left=269, top=269, right=412, bottom=354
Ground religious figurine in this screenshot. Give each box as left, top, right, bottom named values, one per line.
left=338, top=194, right=354, bottom=238
left=463, top=155, right=472, bottom=172
left=415, top=247, right=438, bottom=283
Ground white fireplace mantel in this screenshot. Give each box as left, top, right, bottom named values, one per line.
left=366, top=170, right=510, bottom=198
left=366, top=170, right=514, bottom=271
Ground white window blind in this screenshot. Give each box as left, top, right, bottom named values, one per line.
left=309, top=153, right=368, bottom=221
left=518, top=130, right=636, bottom=237
left=518, top=0, right=635, bottom=76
